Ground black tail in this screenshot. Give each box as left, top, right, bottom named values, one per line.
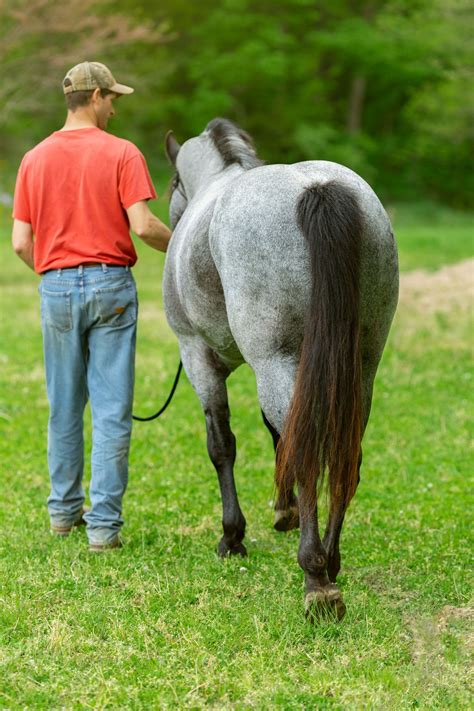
left=276, top=181, right=363, bottom=514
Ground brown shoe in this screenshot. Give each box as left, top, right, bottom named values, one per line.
left=50, top=507, right=90, bottom=537
left=89, top=536, right=122, bottom=553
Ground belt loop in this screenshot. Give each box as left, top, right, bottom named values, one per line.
left=102, top=263, right=108, bottom=273
left=78, top=265, right=84, bottom=276
left=57, top=268, right=62, bottom=278
left=125, top=265, right=129, bottom=272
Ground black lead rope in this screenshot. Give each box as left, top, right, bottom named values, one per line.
left=132, top=361, right=183, bottom=422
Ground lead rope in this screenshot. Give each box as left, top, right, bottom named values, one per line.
left=132, top=361, right=183, bottom=422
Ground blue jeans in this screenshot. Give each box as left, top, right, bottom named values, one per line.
left=39, top=264, right=137, bottom=545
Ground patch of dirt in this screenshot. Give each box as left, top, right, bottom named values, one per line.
left=408, top=604, right=474, bottom=667
left=437, top=605, right=474, bottom=654
left=438, top=605, right=474, bottom=625
left=176, top=515, right=215, bottom=536
left=399, top=259, right=474, bottom=315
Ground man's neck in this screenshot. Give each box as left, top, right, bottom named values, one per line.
left=60, top=109, right=100, bottom=132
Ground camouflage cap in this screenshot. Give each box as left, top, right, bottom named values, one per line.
left=62, top=61, right=134, bottom=96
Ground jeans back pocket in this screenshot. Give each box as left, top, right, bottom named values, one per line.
left=40, top=288, right=73, bottom=332
left=95, top=281, right=137, bottom=328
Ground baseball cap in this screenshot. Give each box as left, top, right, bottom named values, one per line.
left=62, top=61, right=134, bottom=95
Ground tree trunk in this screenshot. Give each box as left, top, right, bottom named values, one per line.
left=347, top=75, right=367, bottom=135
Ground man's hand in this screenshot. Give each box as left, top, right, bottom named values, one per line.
left=126, top=201, right=172, bottom=253
left=12, top=219, right=35, bottom=271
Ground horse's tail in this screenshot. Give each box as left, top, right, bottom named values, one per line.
left=275, top=181, right=363, bottom=515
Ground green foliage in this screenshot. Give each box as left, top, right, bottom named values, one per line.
left=0, top=0, right=472, bottom=206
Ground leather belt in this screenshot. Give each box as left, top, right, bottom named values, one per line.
left=76, top=263, right=128, bottom=268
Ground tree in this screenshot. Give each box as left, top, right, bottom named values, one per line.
left=0, top=0, right=168, bottom=156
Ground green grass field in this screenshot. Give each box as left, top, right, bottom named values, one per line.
left=0, top=199, right=472, bottom=709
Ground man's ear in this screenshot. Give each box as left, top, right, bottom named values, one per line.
left=91, top=87, right=102, bottom=103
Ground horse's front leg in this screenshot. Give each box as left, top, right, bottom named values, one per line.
left=179, top=336, right=246, bottom=557
left=206, top=396, right=246, bottom=557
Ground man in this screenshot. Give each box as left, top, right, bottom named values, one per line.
left=12, top=61, right=171, bottom=552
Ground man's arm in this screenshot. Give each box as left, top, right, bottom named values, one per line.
left=12, top=219, right=35, bottom=271
left=126, top=201, right=172, bottom=253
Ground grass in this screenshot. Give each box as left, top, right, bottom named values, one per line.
left=387, top=201, right=474, bottom=272
left=0, top=198, right=472, bottom=709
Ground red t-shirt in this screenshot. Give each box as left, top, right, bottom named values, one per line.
left=13, top=127, right=157, bottom=273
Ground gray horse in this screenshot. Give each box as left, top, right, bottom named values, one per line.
left=163, top=118, right=398, bottom=620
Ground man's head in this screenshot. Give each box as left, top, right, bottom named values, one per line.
left=62, top=61, right=134, bottom=129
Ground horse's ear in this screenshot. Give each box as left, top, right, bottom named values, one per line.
left=165, top=130, right=181, bottom=166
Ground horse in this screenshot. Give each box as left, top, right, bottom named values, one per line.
left=163, top=118, right=399, bottom=620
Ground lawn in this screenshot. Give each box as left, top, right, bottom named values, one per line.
left=0, top=196, right=472, bottom=709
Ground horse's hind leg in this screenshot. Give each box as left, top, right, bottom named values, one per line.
left=254, top=358, right=346, bottom=620
left=295, top=494, right=346, bottom=621
left=323, top=372, right=375, bottom=582
left=261, top=410, right=299, bottom=532
left=323, top=450, right=362, bottom=582
left=179, top=336, right=246, bottom=557
left=274, top=489, right=299, bottom=532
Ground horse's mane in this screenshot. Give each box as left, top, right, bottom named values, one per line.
left=205, top=118, right=264, bottom=171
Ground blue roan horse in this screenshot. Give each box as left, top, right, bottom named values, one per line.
left=164, top=118, right=399, bottom=620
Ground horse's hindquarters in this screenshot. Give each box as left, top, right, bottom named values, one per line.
left=209, top=162, right=398, bottom=620
left=210, top=162, right=398, bottom=406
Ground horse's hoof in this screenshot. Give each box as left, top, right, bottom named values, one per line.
left=273, top=506, right=300, bottom=531
left=325, top=584, right=346, bottom=620
left=304, top=584, right=346, bottom=622
left=217, top=539, right=247, bottom=558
